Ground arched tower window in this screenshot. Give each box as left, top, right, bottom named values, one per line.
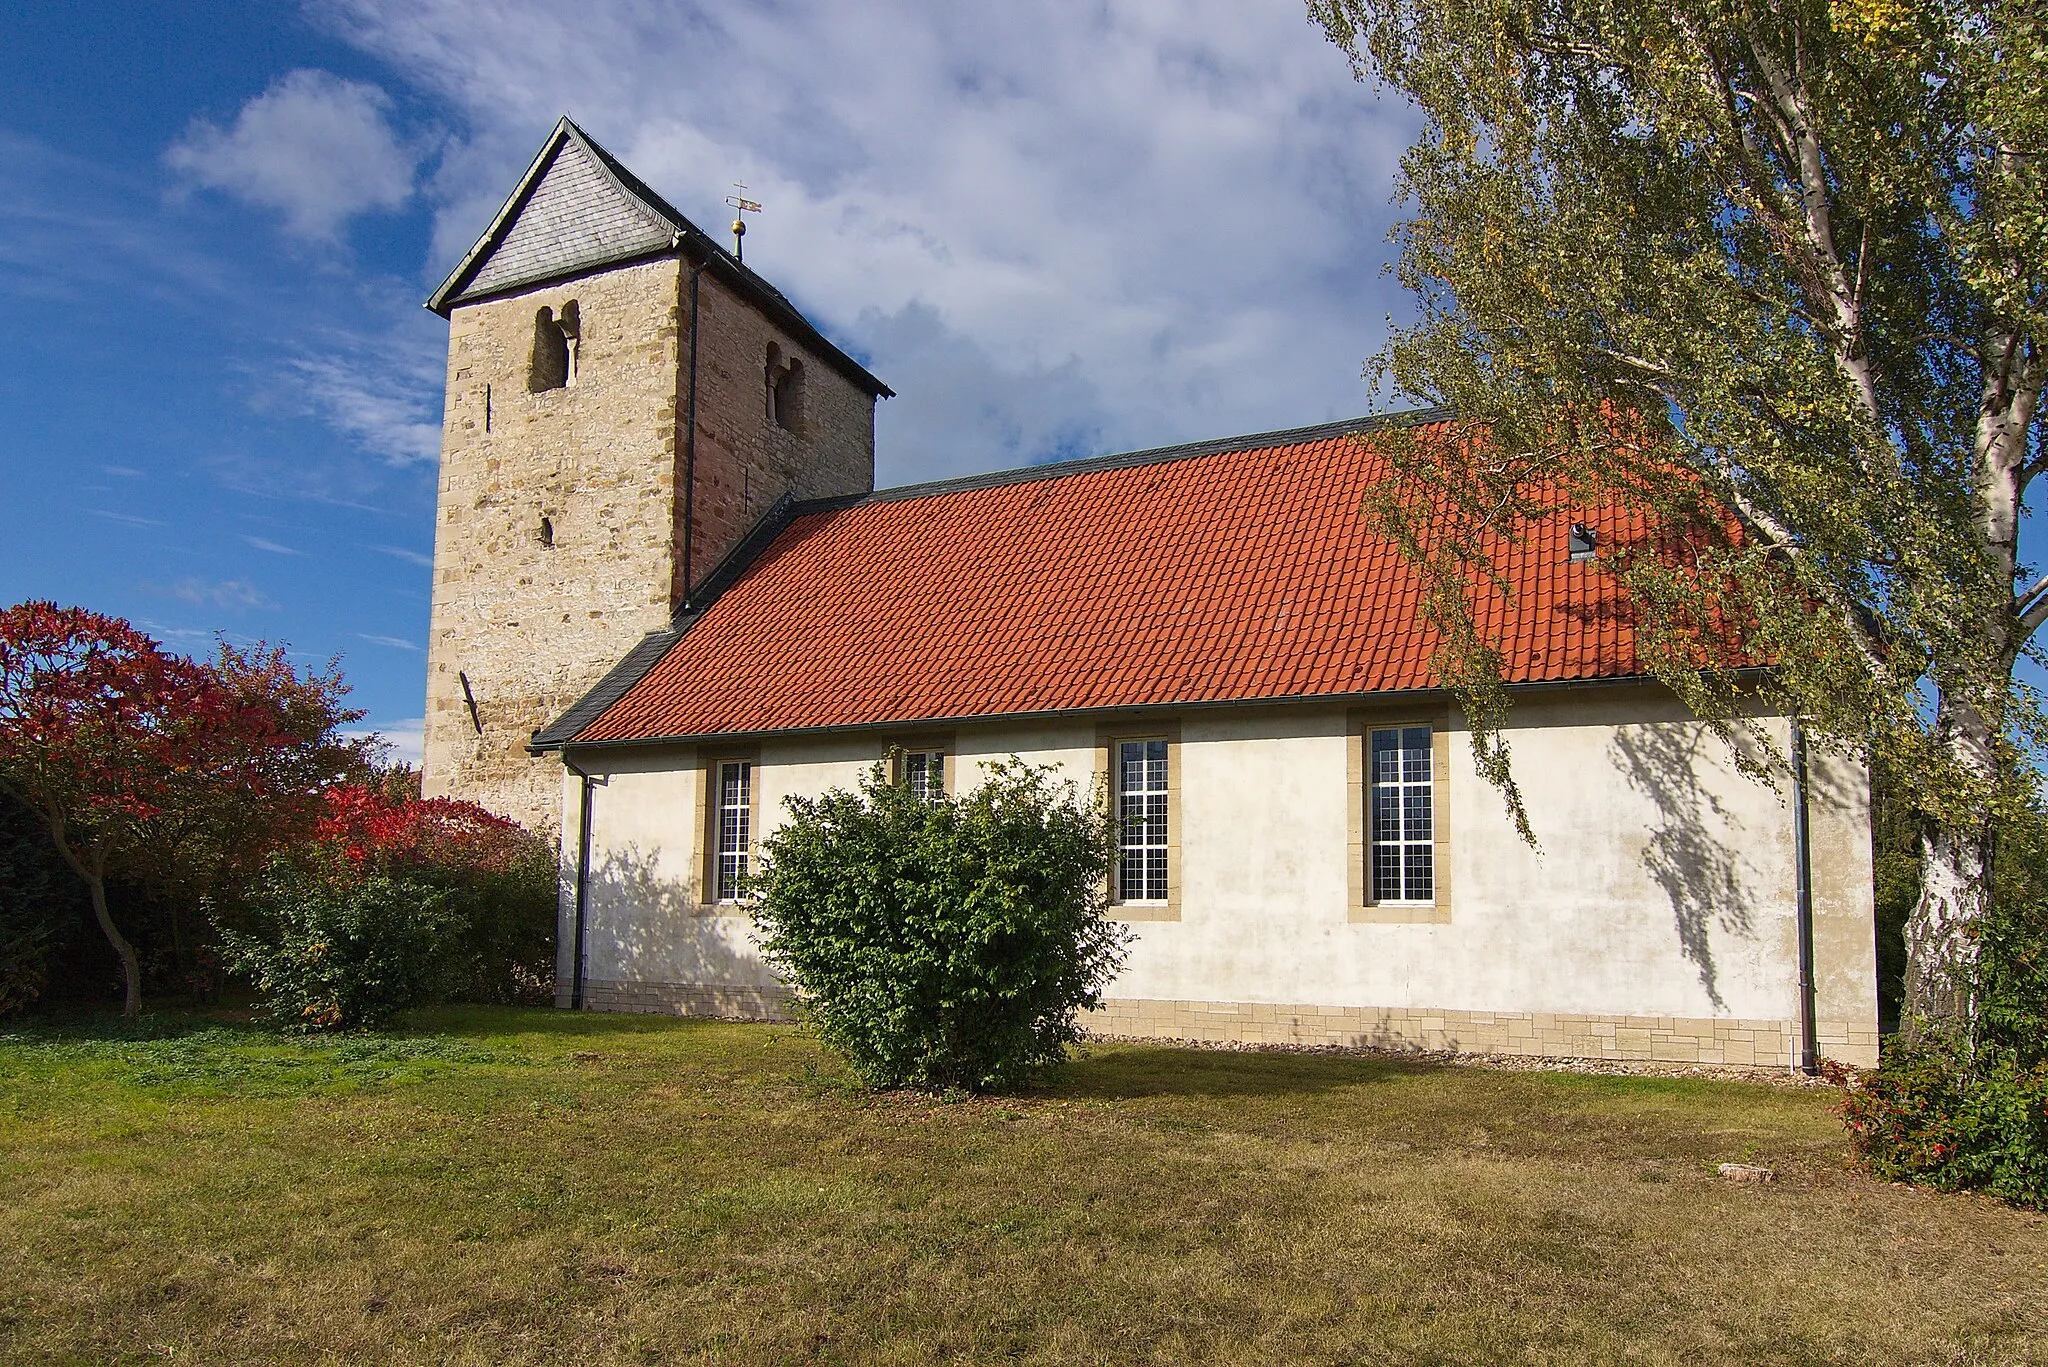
left=529, top=301, right=581, bottom=392
left=766, top=343, right=803, bottom=433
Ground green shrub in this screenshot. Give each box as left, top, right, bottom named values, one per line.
left=1836, top=1040, right=2048, bottom=1209
left=750, top=757, right=1127, bottom=1093
left=1837, top=869, right=2048, bottom=1209
left=435, top=857, right=558, bottom=1006
left=299, top=783, right=557, bottom=1006
left=221, top=861, right=469, bottom=1032
left=1845, top=783, right=2048, bottom=1207
left=1979, top=871, right=2048, bottom=1061
left=0, top=792, right=84, bottom=1016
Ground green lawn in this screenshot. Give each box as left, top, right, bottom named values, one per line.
left=2, top=1009, right=2043, bottom=1365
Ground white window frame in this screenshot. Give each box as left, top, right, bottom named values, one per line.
left=1115, top=737, right=1171, bottom=904
left=1368, top=725, right=1435, bottom=904
left=713, top=760, right=752, bottom=903
left=902, top=749, right=946, bottom=803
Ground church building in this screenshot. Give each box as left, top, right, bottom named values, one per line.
left=422, top=118, right=1880, bottom=1069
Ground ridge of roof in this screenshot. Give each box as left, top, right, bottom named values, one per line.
left=845, top=407, right=1454, bottom=508
left=425, top=116, right=892, bottom=399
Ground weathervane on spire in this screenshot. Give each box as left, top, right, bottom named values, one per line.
left=724, top=184, right=762, bottom=263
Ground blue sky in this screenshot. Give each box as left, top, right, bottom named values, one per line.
left=0, top=1, right=1416, bottom=763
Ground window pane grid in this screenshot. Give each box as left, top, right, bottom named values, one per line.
left=1369, top=727, right=1433, bottom=902
left=1117, top=739, right=1169, bottom=901
left=904, top=750, right=944, bottom=802
left=715, top=761, right=751, bottom=902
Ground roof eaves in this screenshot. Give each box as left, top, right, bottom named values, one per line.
left=549, top=668, right=1723, bottom=755
left=429, top=118, right=685, bottom=317
left=681, top=240, right=895, bottom=398
left=428, top=117, right=576, bottom=316
left=556, top=118, right=696, bottom=239
left=430, top=244, right=683, bottom=314
left=529, top=625, right=685, bottom=750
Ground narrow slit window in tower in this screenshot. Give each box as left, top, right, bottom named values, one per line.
left=559, top=300, right=580, bottom=386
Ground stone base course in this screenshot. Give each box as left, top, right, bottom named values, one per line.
left=1084, top=997, right=1880, bottom=1068
left=554, top=981, right=1880, bottom=1068
left=565, top=978, right=793, bottom=1019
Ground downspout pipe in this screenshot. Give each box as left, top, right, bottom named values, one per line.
left=561, top=752, right=601, bottom=1011
left=1791, top=718, right=1820, bottom=1075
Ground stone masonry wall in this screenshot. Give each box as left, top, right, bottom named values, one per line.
left=1082, top=998, right=1879, bottom=1069
left=678, top=270, right=876, bottom=596
left=422, top=255, right=879, bottom=835
left=424, top=258, right=687, bottom=834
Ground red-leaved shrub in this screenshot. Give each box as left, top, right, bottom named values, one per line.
left=228, top=785, right=557, bottom=1029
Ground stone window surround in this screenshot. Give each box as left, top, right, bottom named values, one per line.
left=1347, top=705, right=1454, bottom=924
left=886, top=734, right=956, bottom=799
left=1094, top=720, right=1182, bottom=922
left=694, top=745, right=762, bottom=915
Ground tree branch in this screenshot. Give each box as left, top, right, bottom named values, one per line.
left=1698, top=443, right=1896, bottom=688
left=1746, top=31, right=1884, bottom=434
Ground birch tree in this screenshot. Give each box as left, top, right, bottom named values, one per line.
left=1310, top=0, right=2046, bottom=1035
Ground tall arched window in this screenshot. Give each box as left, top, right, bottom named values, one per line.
left=766, top=344, right=803, bottom=433
left=529, top=301, right=580, bottom=392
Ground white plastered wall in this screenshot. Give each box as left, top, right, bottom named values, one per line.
left=553, top=684, right=1878, bottom=1060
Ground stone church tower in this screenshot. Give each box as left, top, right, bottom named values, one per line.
left=421, top=118, right=890, bottom=832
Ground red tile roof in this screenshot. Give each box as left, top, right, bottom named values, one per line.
left=565, top=416, right=1659, bottom=745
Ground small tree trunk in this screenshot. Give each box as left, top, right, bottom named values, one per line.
left=42, top=822, right=143, bottom=1018
left=84, top=870, right=143, bottom=1018
left=1902, top=692, right=1999, bottom=1042
left=1903, top=822, right=1986, bottom=1041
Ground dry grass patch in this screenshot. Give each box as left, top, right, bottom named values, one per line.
left=1, top=1008, right=2044, bottom=1365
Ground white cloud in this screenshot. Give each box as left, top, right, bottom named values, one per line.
left=88, top=508, right=166, bottom=528
left=319, top=0, right=1420, bottom=481
left=854, top=301, right=1111, bottom=485
left=281, top=351, right=442, bottom=465
left=343, top=717, right=424, bottom=766
left=166, top=69, right=420, bottom=240
left=371, top=543, right=433, bottom=567
left=243, top=535, right=304, bottom=555
left=356, top=632, right=422, bottom=651
left=233, top=291, right=448, bottom=470
left=145, top=577, right=274, bottom=610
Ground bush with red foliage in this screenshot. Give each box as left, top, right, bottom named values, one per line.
left=266, top=783, right=558, bottom=1013
left=315, top=784, right=539, bottom=879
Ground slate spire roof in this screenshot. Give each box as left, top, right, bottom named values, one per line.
left=535, top=410, right=1669, bottom=751
left=425, top=116, right=890, bottom=398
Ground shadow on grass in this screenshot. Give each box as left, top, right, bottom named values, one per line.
left=397, top=1004, right=751, bottom=1041
left=9, top=1004, right=753, bottom=1051
left=0, top=1005, right=264, bottom=1044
